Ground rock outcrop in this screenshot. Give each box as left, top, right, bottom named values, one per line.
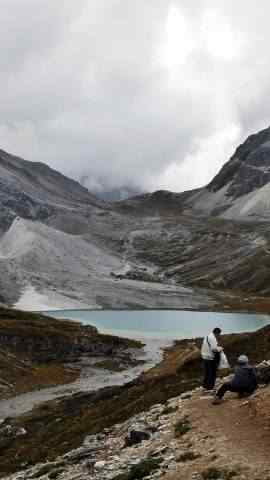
left=183, top=126, right=270, bottom=219
left=121, top=125, right=270, bottom=221
left=208, top=126, right=270, bottom=198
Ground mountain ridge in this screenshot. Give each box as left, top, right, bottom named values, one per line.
left=0, top=148, right=108, bottom=237
left=0, top=148, right=104, bottom=207
left=1, top=127, right=270, bottom=309
left=120, top=125, right=270, bottom=220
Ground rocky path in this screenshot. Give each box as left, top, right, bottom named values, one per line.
left=164, top=387, right=270, bottom=480
left=5, top=379, right=270, bottom=480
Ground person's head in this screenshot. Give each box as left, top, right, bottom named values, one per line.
left=213, top=327, right=222, bottom=338
left=237, top=354, right=249, bottom=365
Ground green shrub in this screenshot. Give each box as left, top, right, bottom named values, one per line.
left=48, top=469, right=65, bottom=479
left=163, top=405, right=178, bottom=415
left=112, top=456, right=162, bottom=480
left=202, top=466, right=238, bottom=480
left=174, top=417, right=191, bottom=437
left=177, top=450, right=200, bottom=462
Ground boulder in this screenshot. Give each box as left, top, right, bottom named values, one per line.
left=124, top=430, right=151, bottom=447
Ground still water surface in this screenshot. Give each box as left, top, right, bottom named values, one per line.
left=47, top=310, right=270, bottom=340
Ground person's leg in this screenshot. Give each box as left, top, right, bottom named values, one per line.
left=212, top=356, right=220, bottom=389
left=208, top=359, right=219, bottom=390
left=215, top=382, right=233, bottom=399
left=212, top=382, right=233, bottom=404
left=203, top=360, right=210, bottom=389
left=203, top=360, right=215, bottom=390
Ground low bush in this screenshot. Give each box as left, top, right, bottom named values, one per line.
left=174, top=417, right=191, bottom=437
left=112, top=456, right=162, bottom=480
left=202, top=466, right=238, bottom=480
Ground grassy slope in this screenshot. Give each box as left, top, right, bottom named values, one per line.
left=1, top=324, right=270, bottom=475
left=0, top=307, right=142, bottom=399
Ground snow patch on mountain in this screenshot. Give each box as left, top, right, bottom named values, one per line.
left=14, top=285, right=92, bottom=311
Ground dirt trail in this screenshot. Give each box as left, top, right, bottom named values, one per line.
left=165, top=387, right=270, bottom=480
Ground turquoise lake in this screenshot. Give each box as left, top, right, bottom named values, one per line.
left=46, top=310, right=270, bottom=340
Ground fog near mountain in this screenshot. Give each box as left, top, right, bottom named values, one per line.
left=1, top=126, right=270, bottom=310
left=1, top=1, right=270, bottom=194
left=93, top=188, right=143, bottom=202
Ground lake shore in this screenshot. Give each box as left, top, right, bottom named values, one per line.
left=1, top=306, right=269, bottom=417
left=0, top=307, right=143, bottom=402
left=0, top=336, right=169, bottom=419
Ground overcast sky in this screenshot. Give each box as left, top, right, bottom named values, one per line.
left=1, top=1, right=270, bottom=194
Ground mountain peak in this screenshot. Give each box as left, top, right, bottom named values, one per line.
left=0, top=148, right=104, bottom=208
left=208, top=125, right=270, bottom=198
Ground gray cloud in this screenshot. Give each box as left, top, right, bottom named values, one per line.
left=0, top=0, right=270, bottom=194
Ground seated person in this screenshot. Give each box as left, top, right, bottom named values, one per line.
left=212, top=354, right=257, bottom=405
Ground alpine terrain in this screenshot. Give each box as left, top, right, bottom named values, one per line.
left=1, top=126, right=270, bottom=310
left=1, top=127, right=270, bottom=479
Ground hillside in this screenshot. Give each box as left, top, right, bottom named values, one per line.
left=0, top=148, right=104, bottom=209
left=184, top=125, right=270, bottom=219
left=1, top=323, right=270, bottom=478
left=120, top=126, right=270, bottom=220
left=0, top=307, right=141, bottom=399
left=0, top=148, right=108, bottom=240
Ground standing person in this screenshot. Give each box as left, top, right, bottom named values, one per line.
left=201, top=327, right=223, bottom=391
left=212, top=355, right=257, bottom=404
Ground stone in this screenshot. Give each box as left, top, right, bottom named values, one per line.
left=124, top=430, right=151, bottom=447
left=180, top=392, right=193, bottom=400
left=94, top=460, right=106, bottom=469
left=151, top=446, right=168, bottom=457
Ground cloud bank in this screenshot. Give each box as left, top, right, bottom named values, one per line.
left=1, top=1, right=270, bottom=194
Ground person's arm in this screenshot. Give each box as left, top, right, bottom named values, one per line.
left=208, top=334, right=223, bottom=353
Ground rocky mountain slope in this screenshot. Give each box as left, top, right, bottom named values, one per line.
left=0, top=148, right=103, bottom=209
left=111, top=126, right=270, bottom=305
left=0, top=149, right=219, bottom=309
left=0, top=149, right=105, bottom=235
left=184, top=125, right=270, bottom=219
left=122, top=125, right=270, bottom=220
left=1, top=126, right=270, bottom=309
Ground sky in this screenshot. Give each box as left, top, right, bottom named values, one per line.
left=1, top=0, right=270, bottom=194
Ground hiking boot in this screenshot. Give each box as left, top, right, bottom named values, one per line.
left=212, top=396, right=223, bottom=405
left=202, top=389, right=215, bottom=396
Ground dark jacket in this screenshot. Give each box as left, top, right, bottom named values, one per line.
left=231, top=364, right=258, bottom=391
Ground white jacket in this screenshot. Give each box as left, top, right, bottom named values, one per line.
left=201, top=332, right=222, bottom=360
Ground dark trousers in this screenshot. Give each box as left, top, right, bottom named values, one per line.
left=216, top=382, right=256, bottom=399
left=203, top=359, right=219, bottom=390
